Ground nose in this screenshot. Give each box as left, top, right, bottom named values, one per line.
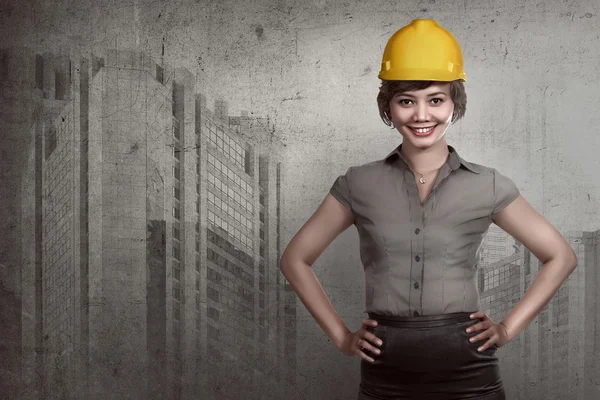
left=414, top=102, right=430, bottom=122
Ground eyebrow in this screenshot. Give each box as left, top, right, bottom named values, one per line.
left=395, top=91, right=448, bottom=98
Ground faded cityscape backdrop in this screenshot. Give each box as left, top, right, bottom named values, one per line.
left=0, top=47, right=293, bottom=399
left=1, top=1, right=599, bottom=399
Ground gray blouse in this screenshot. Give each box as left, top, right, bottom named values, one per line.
left=329, top=144, right=520, bottom=316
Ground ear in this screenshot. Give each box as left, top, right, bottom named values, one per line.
left=386, top=111, right=395, bottom=128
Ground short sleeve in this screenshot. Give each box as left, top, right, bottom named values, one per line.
left=492, top=168, right=520, bottom=214
left=329, top=167, right=353, bottom=210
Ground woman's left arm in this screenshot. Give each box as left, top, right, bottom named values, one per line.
left=491, top=195, right=578, bottom=342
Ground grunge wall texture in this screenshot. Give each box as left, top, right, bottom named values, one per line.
left=1, top=0, right=599, bottom=399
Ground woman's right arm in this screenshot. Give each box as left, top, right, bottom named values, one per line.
left=279, top=193, right=356, bottom=350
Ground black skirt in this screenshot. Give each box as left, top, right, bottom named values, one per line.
left=357, top=312, right=505, bottom=400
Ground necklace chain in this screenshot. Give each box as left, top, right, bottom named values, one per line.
left=407, top=163, right=444, bottom=184
left=402, top=150, right=450, bottom=184
left=411, top=166, right=442, bottom=176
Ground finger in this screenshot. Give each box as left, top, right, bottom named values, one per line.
left=355, top=347, right=375, bottom=363
left=359, top=337, right=382, bottom=356
left=470, top=312, right=486, bottom=320
left=477, top=338, right=497, bottom=352
left=465, top=322, right=482, bottom=333
left=466, top=319, right=493, bottom=333
left=362, top=319, right=378, bottom=327
left=468, top=330, right=492, bottom=344
left=363, top=331, right=383, bottom=347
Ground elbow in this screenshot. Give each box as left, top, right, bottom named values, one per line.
left=279, top=247, right=289, bottom=270
left=279, top=250, right=294, bottom=271
left=279, top=259, right=291, bottom=284
left=279, top=255, right=288, bottom=271
left=279, top=259, right=289, bottom=272
left=545, top=248, right=577, bottom=272
left=570, top=253, right=578, bottom=270
left=566, top=249, right=578, bottom=271
left=280, top=252, right=310, bottom=272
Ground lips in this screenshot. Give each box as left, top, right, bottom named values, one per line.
left=408, top=125, right=437, bottom=136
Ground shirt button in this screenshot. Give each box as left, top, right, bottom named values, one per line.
left=414, top=228, right=420, bottom=234
left=413, top=311, right=419, bottom=317
left=415, top=255, right=420, bottom=262
left=414, top=282, right=419, bottom=289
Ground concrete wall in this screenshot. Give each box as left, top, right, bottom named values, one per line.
left=1, top=1, right=599, bottom=399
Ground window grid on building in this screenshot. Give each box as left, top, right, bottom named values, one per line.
left=206, top=122, right=246, bottom=171
left=205, top=279, right=253, bottom=322
left=208, top=210, right=252, bottom=251
left=171, top=120, right=182, bottom=338
left=207, top=189, right=253, bottom=234
left=207, top=228, right=253, bottom=269
left=207, top=152, right=253, bottom=197
left=207, top=171, right=253, bottom=214
left=42, top=118, right=75, bottom=358
left=483, top=264, right=519, bottom=291
left=207, top=247, right=253, bottom=287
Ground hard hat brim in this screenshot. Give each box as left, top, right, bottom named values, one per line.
left=378, top=68, right=466, bottom=82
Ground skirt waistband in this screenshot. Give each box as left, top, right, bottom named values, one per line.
left=368, top=311, right=475, bottom=328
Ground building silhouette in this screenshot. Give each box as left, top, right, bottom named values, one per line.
left=0, top=46, right=295, bottom=399
left=478, top=231, right=525, bottom=398
left=0, top=46, right=67, bottom=399
left=197, top=95, right=295, bottom=397
left=563, top=230, right=600, bottom=400
left=519, top=230, right=599, bottom=400
left=480, top=226, right=600, bottom=400
left=520, top=248, right=541, bottom=400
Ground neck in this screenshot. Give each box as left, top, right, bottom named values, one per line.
left=399, top=139, right=450, bottom=173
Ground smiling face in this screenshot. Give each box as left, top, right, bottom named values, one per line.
left=388, top=82, right=455, bottom=150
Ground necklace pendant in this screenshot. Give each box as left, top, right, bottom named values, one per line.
left=419, top=177, right=426, bottom=184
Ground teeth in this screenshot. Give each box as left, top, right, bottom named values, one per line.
left=413, top=126, right=435, bottom=133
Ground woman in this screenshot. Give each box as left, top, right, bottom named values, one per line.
left=279, top=19, right=577, bottom=399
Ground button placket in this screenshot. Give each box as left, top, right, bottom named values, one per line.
left=410, top=231, right=424, bottom=315
left=413, top=228, right=421, bottom=290
left=405, top=168, right=424, bottom=317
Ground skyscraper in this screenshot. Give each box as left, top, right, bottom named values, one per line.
left=197, top=98, right=293, bottom=397
left=0, top=46, right=77, bottom=400
left=565, top=230, right=600, bottom=400
left=479, top=224, right=525, bottom=398
left=2, top=46, right=295, bottom=399
left=520, top=248, right=541, bottom=400
left=500, top=230, right=598, bottom=400
left=0, top=46, right=35, bottom=399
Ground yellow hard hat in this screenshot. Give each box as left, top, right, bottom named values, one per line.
left=378, top=19, right=466, bottom=82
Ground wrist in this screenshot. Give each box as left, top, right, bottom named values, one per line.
left=334, top=329, right=352, bottom=350
left=498, top=321, right=510, bottom=340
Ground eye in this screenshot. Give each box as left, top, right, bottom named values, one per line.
left=431, top=98, right=444, bottom=104
left=398, top=99, right=412, bottom=105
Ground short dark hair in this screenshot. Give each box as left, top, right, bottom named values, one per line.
left=376, top=80, right=467, bottom=127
